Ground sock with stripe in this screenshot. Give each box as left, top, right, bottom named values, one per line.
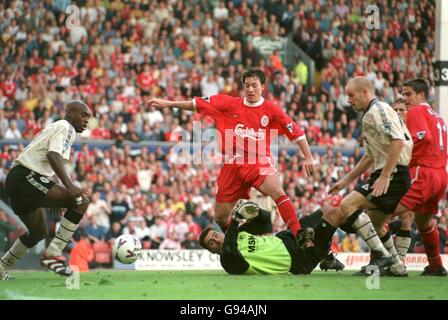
left=419, top=225, right=443, bottom=271
left=351, top=211, right=390, bottom=257
left=395, top=229, right=411, bottom=263
left=0, top=238, right=29, bottom=270
left=45, top=210, right=82, bottom=257
left=275, top=195, right=301, bottom=237
left=380, top=231, right=399, bottom=260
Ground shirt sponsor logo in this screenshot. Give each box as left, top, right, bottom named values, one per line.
left=261, top=115, right=269, bottom=126
left=234, top=124, right=265, bottom=141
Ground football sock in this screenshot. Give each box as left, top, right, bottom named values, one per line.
left=46, top=210, right=81, bottom=257
left=380, top=231, right=399, bottom=260
left=395, top=229, right=411, bottom=263
left=419, top=225, right=443, bottom=271
left=0, top=239, right=29, bottom=270
left=275, top=195, right=300, bottom=236
left=352, top=211, right=390, bottom=257
left=314, top=219, right=336, bottom=251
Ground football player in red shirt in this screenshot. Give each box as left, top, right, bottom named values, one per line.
left=394, top=79, right=447, bottom=276
left=148, top=68, right=315, bottom=239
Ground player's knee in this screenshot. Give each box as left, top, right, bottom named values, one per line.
left=399, top=211, right=414, bottom=228
left=339, top=202, right=356, bottom=218
left=214, top=213, right=229, bottom=227
left=69, top=196, right=89, bottom=214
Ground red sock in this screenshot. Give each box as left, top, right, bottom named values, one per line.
left=420, top=225, right=443, bottom=271
left=275, top=195, right=301, bottom=236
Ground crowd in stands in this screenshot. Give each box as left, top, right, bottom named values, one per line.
left=0, top=0, right=437, bottom=147
left=0, top=0, right=446, bottom=267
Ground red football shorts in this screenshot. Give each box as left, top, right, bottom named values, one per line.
left=215, top=162, right=278, bottom=203
left=400, top=166, right=448, bottom=214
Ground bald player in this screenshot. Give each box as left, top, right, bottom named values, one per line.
left=330, top=77, right=413, bottom=275
left=1, top=100, right=92, bottom=280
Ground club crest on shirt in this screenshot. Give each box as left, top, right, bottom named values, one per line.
left=201, top=96, right=210, bottom=102
left=416, top=131, right=426, bottom=140
left=286, top=122, right=294, bottom=133
left=261, top=115, right=269, bottom=126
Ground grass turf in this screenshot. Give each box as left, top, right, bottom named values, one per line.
left=0, top=270, right=446, bottom=300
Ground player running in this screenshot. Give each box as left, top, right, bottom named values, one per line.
left=0, top=100, right=91, bottom=280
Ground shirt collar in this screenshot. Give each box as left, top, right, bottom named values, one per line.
left=243, top=97, right=264, bottom=107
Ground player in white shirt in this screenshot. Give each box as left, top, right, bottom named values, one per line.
left=0, top=100, right=92, bottom=280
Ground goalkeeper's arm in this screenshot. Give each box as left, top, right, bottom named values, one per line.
left=220, top=219, right=250, bottom=275
left=239, top=208, right=273, bottom=235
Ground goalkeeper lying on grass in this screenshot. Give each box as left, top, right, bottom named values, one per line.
left=199, top=201, right=346, bottom=275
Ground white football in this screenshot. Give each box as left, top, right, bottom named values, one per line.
left=113, top=235, right=142, bottom=264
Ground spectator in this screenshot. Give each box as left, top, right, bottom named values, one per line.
left=342, top=234, right=361, bottom=253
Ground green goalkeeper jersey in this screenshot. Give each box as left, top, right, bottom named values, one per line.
left=235, top=231, right=292, bottom=275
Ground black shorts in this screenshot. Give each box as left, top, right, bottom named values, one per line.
left=354, top=165, right=410, bottom=214
left=5, top=165, right=56, bottom=215
left=276, top=230, right=327, bottom=275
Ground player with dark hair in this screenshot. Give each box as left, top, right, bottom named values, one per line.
left=391, top=79, right=448, bottom=276
left=199, top=201, right=385, bottom=275
left=148, top=67, right=315, bottom=242
left=391, top=98, right=407, bottom=121
left=0, top=100, right=92, bottom=280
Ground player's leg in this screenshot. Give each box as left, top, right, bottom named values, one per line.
left=214, top=201, right=238, bottom=232
left=40, top=184, right=89, bottom=259
left=415, top=212, right=446, bottom=275
left=258, top=174, right=301, bottom=236
left=337, top=192, right=395, bottom=267
left=0, top=208, right=47, bottom=279
left=367, top=209, right=409, bottom=275
left=393, top=203, right=414, bottom=264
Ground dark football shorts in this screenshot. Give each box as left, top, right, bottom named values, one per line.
left=354, top=165, right=410, bottom=214
left=5, top=165, right=56, bottom=215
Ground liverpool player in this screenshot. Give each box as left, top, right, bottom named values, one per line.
left=393, top=79, right=447, bottom=276
left=148, top=68, right=314, bottom=239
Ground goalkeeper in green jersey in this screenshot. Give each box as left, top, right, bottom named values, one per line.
left=199, top=202, right=394, bottom=275
left=199, top=201, right=350, bottom=275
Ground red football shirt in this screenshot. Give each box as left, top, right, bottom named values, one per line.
left=406, top=103, right=448, bottom=168
left=193, top=95, right=305, bottom=163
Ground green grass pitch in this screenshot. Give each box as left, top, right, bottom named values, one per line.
left=0, top=270, right=446, bottom=300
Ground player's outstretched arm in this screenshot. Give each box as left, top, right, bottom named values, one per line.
left=147, top=98, right=194, bottom=111
left=329, top=154, right=373, bottom=194
left=47, top=151, right=83, bottom=201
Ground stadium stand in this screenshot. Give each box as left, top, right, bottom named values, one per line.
left=0, top=0, right=446, bottom=265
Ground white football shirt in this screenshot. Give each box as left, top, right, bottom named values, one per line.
left=13, top=120, right=76, bottom=177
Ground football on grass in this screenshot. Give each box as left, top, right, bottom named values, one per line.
left=113, top=235, right=142, bottom=264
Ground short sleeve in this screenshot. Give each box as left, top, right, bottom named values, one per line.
left=271, top=104, right=305, bottom=142
left=48, top=123, right=71, bottom=158
left=193, top=94, right=231, bottom=119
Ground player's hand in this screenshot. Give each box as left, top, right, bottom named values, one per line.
left=233, top=200, right=260, bottom=220
left=147, top=98, right=172, bottom=109
left=371, top=175, right=390, bottom=197
left=302, top=157, right=315, bottom=176
left=329, top=180, right=348, bottom=195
